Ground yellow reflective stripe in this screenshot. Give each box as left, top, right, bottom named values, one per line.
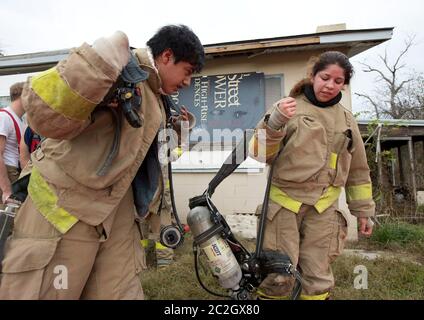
left=314, top=186, right=342, bottom=214
left=270, top=185, right=341, bottom=214
left=249, top=136, right=280, bottom=159
left=173, top=147, right=183, bottom=158
left=300, top=292, right=329, bottom=300
left=346, top=183, right=373, bottom=202
left=329, top=152, right=338, bottom=169
left=141, top=239, right=170, bottom=251
left=248, top=137, right=257, bottom=156
left=265, top=143, right=280, bottom=157
left=256, top=289, right=289, bottom=300
left=270, top=185, right=302, bottom=214
left=28, top=167, right=78, bottom=234
left=165, top=179, right=170, bottom=190
left=31, top=67, right=96, bottom=121
left=155, top=241, right=168, bottom=250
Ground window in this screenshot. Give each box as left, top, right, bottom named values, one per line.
left=265, top=74, right=284, bottom=110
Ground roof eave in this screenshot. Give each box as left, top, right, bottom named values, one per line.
left=0, top=27, right=394, bottom=76
left=204, top=28, right=394, bottom=58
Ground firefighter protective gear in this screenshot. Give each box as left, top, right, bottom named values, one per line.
left=249, top=93, right=374, bottom=297
left=0, top=34, right=167, bottom=299
left=257, top=201, right=347, bottom=299
left=0, top=188, right=145, bottom=299
left=22, top=45, right=164, bottom=225
left=139, top=113, right=188, bottom=267
left=267, top=98, right=292, bottom=131
left=142, top=177, right=174, bottom=269
left=140, top=213, right=174, bottom=268
left=92, top=31, right=130, bottom=73
left=140, top=176, right=175, bottom=268
left=250, top=95, right=375, bottom=218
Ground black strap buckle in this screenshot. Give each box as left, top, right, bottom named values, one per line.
left=117, top=84, right=143, bottom=128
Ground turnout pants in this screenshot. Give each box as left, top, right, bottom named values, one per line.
left=258, top=201, right=348, bottom=300
left=0, top=188, right=145, bottom=300
left=140, top=211, right=174, bottom=268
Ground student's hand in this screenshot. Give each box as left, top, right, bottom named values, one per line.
left=1, top=191, right=16, bottom=204
left=171, top=106, right=196, bottom=130
left=358, top=217, right=373, bottom=237
left=179, top=106, right=189, bottom=122
left=277, top=97, right=297, bottom=120
left=2, top=191, right=12, bottom=204
left=267, top=97, right=297, bottom=130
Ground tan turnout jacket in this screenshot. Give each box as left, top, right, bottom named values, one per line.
left=250, top=95, right=375, bottom=218
left=21, top=44, right=167, bottom=233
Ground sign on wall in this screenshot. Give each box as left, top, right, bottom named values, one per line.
left=171, top=72, right=265, bottom=143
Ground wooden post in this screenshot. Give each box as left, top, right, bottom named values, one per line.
left=397, top=146, right=403, bottom=186
left=408, top=138, right=417, bottom=204
left=377, top=139, right=383, bottom=190
left=390, top=148, right=396, bottom=187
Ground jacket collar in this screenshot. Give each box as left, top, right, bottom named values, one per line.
left=303, top=84, right=342, bottom=108
left=133, top=48, right=162, bottom=94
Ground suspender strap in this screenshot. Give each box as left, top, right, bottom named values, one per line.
left=0, top=109, right=21, bottom=152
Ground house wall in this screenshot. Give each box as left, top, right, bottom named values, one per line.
left=201, top=49, right=352, bottom=106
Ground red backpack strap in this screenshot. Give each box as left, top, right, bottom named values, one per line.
left=0, top=109, right=21, bottom=152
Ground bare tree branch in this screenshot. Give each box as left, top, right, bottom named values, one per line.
left=393, top=78, right=414, bottom=96
left=378, top=52, right=395, bottom=75
left=356, top=35, right=423, bottom=120
left=393, top=36, right=414, bottom=70
left=355, top=92, right=381, bottom=119
left=359, top=62, right=392, bottom=85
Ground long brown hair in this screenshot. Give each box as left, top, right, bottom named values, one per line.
left=289, top=51, right=354, bottom=97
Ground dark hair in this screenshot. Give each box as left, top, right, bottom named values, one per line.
left=290, top=51, right=354, bottom=97
left=10, top=82, right=25, bottom=102
left=147, top=25, right=205, bottom=73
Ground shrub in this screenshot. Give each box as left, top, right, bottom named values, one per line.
left=371, top=222, right=424, bottom=246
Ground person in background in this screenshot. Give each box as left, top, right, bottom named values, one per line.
left=141, top=146, right=184, bottom=269
left=19, top=126, right=43, bottom=169
left=0, top=82, right=26, bottom=205
left=141, top=104, right=193, bottom=269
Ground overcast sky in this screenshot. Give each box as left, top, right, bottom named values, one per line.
left=1, top=0, right=423, bottom=114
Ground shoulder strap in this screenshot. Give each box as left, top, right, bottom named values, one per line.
left=0, top=109, right=21, bottom=152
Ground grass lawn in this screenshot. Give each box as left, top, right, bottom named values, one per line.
left=140, top=223, right=424, bottom=300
